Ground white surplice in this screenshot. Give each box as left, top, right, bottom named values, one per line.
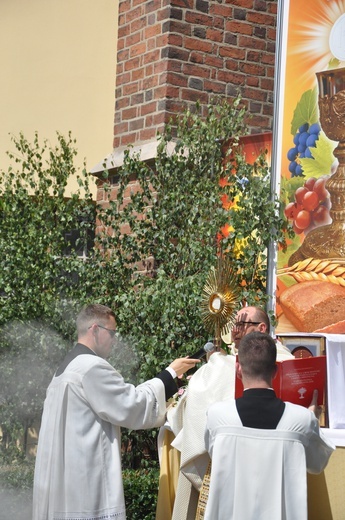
left=167, top=343, right=294, bottom=520
left=204, top=399, right=335, bottom=520
left=169, top=352, right=236, bottom=520
left=33, top=354, right=167, bottom=520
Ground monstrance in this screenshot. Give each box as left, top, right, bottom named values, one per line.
left=201, top=256, right=240, bottom=349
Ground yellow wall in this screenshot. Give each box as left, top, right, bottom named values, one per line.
left=0, top=0, right=118, bottom=197
left=308, top=447, right=345, bottom=520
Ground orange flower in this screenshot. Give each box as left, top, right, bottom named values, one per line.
left=219, top=223, right=232, bottom=238
left=220, top=194, right=232, bottom=210
left=219, top=177, right=230, bottom=187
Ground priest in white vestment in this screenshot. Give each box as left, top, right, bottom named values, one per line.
left=32, top=304, right=198, bottom=520
left=160, top=306, right=293, bottom=520
left=203, top=331, right=335, bottom=520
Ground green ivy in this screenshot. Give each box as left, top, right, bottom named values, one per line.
left=0, top=132, right=95, bottom=461
left=94, top=97, right=290, bottom=382
left=123, top=466, right=160, bottom=520
left=0, top=98, right=291, bottom=468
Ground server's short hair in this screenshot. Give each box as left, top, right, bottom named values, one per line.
left=238, top=331, right=276, bottom=380
left=76, top=304, right=116, bottom=335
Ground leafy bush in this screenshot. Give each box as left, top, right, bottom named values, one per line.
left=94, top=97, right=289, bottom=382
left=0, top=459, right=34, bottom=489
left=0, top=460, right=34, bottom=519
left=0, top=97, right=290, bottom=465
left=123, top=466, right=160, bottom=520
left=0, top=132, right=95, bottom=462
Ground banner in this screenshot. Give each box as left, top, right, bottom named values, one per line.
left=272, top=0, right=345, bottom=334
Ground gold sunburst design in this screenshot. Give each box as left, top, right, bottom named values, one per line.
left=201, top=257, right=240, bottom=348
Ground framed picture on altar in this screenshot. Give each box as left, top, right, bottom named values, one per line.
left=277, top=334, right=328, bottom=427
left=277, top=335, right=326, bottom=358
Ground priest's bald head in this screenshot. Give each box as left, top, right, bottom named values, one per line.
left=230, top=306, right=271, bottom=350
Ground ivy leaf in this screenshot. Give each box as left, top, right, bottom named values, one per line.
left=300, top=131, right=337, bottom=178
left=278, top=233, right=300, bottom=268
left=290, top=88, right=318, bottom=135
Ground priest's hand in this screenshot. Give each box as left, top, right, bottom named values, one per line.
left=169, top=357, right=200, bottom=377
left=308, top=389, right=323, bottom=420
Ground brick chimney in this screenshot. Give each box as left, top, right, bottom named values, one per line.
left=91, top=0, right=277, bottom=273
left=113, top=0, right=277, bottom=155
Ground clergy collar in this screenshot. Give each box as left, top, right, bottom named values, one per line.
left=242, top=388, right=276, bottom=397
left=76, top=343, right=98, bottom=356
left=55, top=343, right=98, bottom=377
left=243, top=387, right=274, bottom=391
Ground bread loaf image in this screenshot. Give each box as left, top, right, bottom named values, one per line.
left=280, top=280, right=345, bottom=332
left=314, top=320, right=345, bottom=333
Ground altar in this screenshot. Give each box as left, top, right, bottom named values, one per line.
left=277, top=333, right=345, bottom=519
left=308, top=447, right=345, bottom=519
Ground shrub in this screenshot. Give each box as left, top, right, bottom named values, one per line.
left=123, top=466, right=160, bottom=520
left=0, top=459, right=34, bottom=519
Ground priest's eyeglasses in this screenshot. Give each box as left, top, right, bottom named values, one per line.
left=97, top=324, right=117, bottom=338
left=234, top=321, right=261, bottom=328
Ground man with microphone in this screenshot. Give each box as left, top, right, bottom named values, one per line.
left=32, top=303, right=199, bottom=520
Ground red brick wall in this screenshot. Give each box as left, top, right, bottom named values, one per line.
left=114, top=0, right=277, bottom=148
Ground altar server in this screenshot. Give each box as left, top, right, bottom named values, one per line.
left=32, top=303, right=198, bottom=520
left=204, top=332, right=335, bottom=520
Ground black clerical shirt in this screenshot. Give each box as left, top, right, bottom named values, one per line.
left=236, top=388, right=286, bottom=429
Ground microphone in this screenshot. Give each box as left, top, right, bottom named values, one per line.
left=188, top=341, right=215, bottom=359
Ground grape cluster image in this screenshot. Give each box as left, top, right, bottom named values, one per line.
left=287, top=123, right=321, bottom=177
left=284, top=176, right=331, bottom=234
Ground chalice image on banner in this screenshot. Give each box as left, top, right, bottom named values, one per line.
left=201, top=257, right=240, bottom=349
left=289, top=68, right=345, bottom=264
